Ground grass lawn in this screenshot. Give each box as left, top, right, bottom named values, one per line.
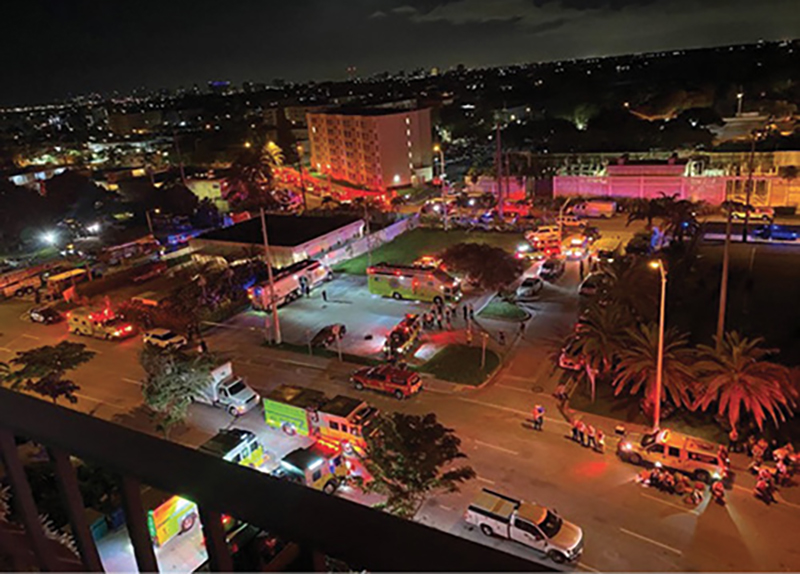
left=569, top=381, right=727, bottom=443
left=417, top=344, right=500, bottom=386
left=333, top=228, right=524, bottom=275
left=478, top=297, right=529, bottom=321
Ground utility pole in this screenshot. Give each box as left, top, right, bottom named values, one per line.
left=716, top=185, right=733, bottom=348
left=363, top=201, right=372, bottom=269
left=172, top=130, right=188, bottom=186
left=741, top=130, right=760, bottom=243
left=650, top=260, right=667, bottom=431
left=495, top=124, right=504, bottom=219
left=296, top=144, right=307, bottom=211
left=260, top=208, right=282, bottom=345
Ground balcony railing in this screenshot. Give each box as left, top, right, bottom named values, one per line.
left=0, top=388, right=550, bottom=572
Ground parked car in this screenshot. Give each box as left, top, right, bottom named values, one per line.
left=29, top=306, right=63, bottom=325
left=351, top=365, right=422, bottom=399
left=310, top=324, right=347, bottom=347
left=723, top=201, right=774, bottom=221
left=143, top=328, right=188, bottom=349
left=525, top=225, right=560, bottom=244
left=578, top=273, right=609, bottom=297
left=557, top=214, right=585, bottom=228
left=539, top=258, right=565, bottom=280
left=558, top=341, right=584, bottom=371
left=753, top=224, right=798, bottom=241
left=516, top=277, right=544, bottom=300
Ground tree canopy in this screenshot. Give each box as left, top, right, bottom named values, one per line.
left=356, top=412, right=475, bottom=517
left=440, top=242, right=522, bottom=290
left=5, top=342, right=95, bottom=404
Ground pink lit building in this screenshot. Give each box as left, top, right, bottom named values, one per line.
left=307, top=108, right=433, bottom=191
left=553, top=155, right=800, bottom=208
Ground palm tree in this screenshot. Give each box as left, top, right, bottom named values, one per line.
left=612, top=323, right=697, bottom=412
left=694, top=332, right=797, bottom=432
left=626, top=197, right=664, bottom=230
left=223, top=140, right=285, bottom=211
left=661, top=197, right=702, bottom=244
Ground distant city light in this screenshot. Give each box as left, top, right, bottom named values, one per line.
left=41, top=231, right=57, bottom=245
left=86, top=222, right=101, bottom=234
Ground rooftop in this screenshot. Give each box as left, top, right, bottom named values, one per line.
left=321, top=395, right=365, bottom=418
left=267, top=384, right=326, bottom=409
left=311, top=107, right=426, bottom=118
left=197, top=214, right=362, bottom=247
left=199, top=429, right=256, bottom=459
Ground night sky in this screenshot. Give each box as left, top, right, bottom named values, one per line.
left=4, top=0, right=799, bottom=106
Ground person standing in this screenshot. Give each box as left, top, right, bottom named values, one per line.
left=576, top=420, right=586, bottom=446
left=466, top=329, right=473, bottom=346
left=728, top=428, right=739, bottom=453
left=533, top=405, right=545, bottom=431
left=586, top=425, right=596, bottom=449
left=468, top=304, right=475, bottom=321
left=322, top=289, right=328, bottom=302
left=595, top=429, right=605, bottom=453
left=462, top=304, right=469, bottom=322
left=518, top=320, right=526, bottom=339
left=571, top=418, right=580, bottom=442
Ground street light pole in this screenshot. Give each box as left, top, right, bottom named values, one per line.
left=434, top=144, right=448, bottom=231
left=260, top=208, right=282, bottom=345
left=296, top=144, right=307, bottom=211
left=650, top=260, right=667, bottom=431
left=558, top=197, right=573, bottom=241
left=741, top=130, right=760, bottom=243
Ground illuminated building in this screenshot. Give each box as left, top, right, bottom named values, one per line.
left=307, top=107, right=433, bottom=191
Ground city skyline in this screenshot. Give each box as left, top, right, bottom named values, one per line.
left=3, top=0, right=800, bottom=106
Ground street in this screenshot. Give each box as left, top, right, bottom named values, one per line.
left=2, top=244, right=800, bottom=572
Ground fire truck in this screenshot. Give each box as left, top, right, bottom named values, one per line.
left=262, top=385, right=378, bottom=455
left=247, top=259, right=331, bottom=311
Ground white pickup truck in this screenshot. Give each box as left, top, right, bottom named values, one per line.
left=465, top=489, right=584, bottom=564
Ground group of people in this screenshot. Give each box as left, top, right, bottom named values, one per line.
left=570, top=418, right=605, bottom=453
left=635, top=467, right=722, bottom=506
left=422, top=301, right=475, bottom=332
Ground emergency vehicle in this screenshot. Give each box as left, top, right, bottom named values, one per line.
left=367, top=263, right=461, bottom=304
left=275, top=442, right=349, bottom=494
left=66, top=307, right=135, bottom=340
left=263, top=385, right=378, bottom=455
left=199, top=428, right=268, bottom=470
left=383, top=313, right=422, bottom=357
left=247, top=259, right=331, bottom=311
left=617, top=428, right=727, bottom=483
left=145, top=490, right=199, bottom=548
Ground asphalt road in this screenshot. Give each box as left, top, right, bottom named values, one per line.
left=2, top=250, right=800, bottom=571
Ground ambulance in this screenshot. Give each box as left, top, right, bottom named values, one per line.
left=198, top=428, right=268, bottom=470
left=275, top=442, right=349, bottom=494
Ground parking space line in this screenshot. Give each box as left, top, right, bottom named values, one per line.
left=476, top=476, right=496, bottom=485
left=121, top=377, right=142, bottom=386
left=474, top=440, right=519, bottom=456
left=495, top=384, right=532, bottom=393
left=619, top=527, right=682, bottom=555
left=21, top=334, right=40, bottom=340
left=577, top=562, right=601, bottom=572
left=640, top=492, right=699, bottom=515
left=457, top=397, right=570, bottom=426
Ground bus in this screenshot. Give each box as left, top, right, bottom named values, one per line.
left=46, top=268, right=88, bottom=296
left=366, top=263, right=461, bottom=304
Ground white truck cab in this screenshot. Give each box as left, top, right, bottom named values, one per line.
left=465, top=489, right=583, bottom=564
left=194, top=361, right=260, bottom=417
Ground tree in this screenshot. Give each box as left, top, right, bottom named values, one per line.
left=626, top=197, right=665, bottom=230
left=659, top=196, right=702, bottom=245
left=440, top=243, right=523, bottom=290
left=223, top=140, right=285, bottom=211
left=140, top=347, right=216, bottom=438
left=612, top=323, right=697, bottom=413
left=694, top=332, right=797, bottom=432
left=161, top=183, right=199, bottom=216
left=356, top=412, right=475, bottom=518
left=5, top=342, right=95, bottom=404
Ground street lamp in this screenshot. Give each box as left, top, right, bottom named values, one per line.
left=40, top=231, right=58, bottom=246
left=434, top=144, right=449, bottom=231
left=145, top=208, right=161, bottom=237
left=736, top=92, right=744, bottom=117
left=649, top=259, right=667, bottom=431
left=558, top=197, right=574, bottom=241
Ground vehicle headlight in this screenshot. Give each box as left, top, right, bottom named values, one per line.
left=621, top=442, right=632, bottom=451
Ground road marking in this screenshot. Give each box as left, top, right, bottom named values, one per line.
left=495, top=384, right=533, bottom=393
left=438, top=504, right=453, bottom=511
left=121, top=377, right=142, bottom=386
left=457, top=397, right=570, bottom=426
left=577, top=562, right=601, bottom=572
left=775, top=495, right=800, bottom=511
left=73, top=393, right=128, bottom=412
left=640, top=492, right=699, bottom=515
left=476, top=476, right=496, bottom=485
left=474, top=440, right=519, bottom=456
left=619, top=527, right=682, bottom=555
left=21, top=334, right=40, bottom=340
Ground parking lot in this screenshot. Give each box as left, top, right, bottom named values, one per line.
left=220, top=273, right=490, bottom=363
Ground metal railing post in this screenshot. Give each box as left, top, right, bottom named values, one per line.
left=198, top=507, right=233, bottom=572
left=0, top=430, right=60, bottom=572
left=119, top=477, right=159, bottom=573
left=48, top=448, right=105, bottom=572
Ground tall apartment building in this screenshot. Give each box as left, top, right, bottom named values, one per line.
left=307, top=108, right=433, bottom=191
